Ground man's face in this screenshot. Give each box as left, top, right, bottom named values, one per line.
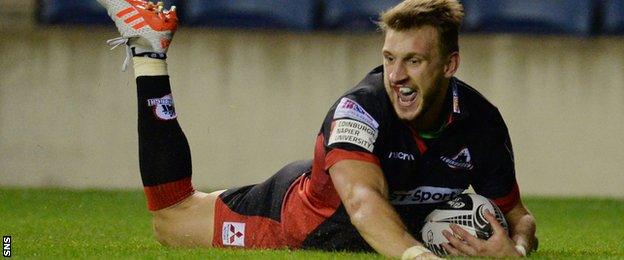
left=382, top=25, right=452, bottom=122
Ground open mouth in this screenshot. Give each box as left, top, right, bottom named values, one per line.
left=395, top=86, right=418, bottom=106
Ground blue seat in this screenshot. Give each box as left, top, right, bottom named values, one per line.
left=461, top=0, right=595, bottom=36
left=321, top=0, right=402, bottom=31
left=602, top=0, right=624, bottom=34
left=182, top=0, right=318, bottom=31
left=38, top=0, right=178, bottom=25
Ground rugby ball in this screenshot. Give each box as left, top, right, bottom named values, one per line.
left=420, top=193, right=508, bottom=256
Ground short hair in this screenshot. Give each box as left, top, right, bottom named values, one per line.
left=378, top=0, right=464, bottom=56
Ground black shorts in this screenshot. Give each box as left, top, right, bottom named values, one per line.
left=211, top=159, right=372, bottom=251
left=211, top=160, right=311, bottom=248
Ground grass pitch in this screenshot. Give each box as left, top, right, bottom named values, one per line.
left=0, top=188, right=622, bottom=259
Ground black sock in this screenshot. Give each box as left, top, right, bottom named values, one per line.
left=136, top=75, right=194, bottom=210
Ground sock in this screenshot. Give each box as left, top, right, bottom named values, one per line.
left=135, top=60, right=194, bottom=211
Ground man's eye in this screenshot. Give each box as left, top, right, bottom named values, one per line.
left=384, top=56, right=394, bottom=62
left=409, top=59, right=421, bottom=64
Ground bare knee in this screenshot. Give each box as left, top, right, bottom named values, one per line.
left=149, top=191, right=221, bottom=248
left=152, top=214, right=178, bottom=247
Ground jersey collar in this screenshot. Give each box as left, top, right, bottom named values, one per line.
left=417, top=77, right=468, bottom=139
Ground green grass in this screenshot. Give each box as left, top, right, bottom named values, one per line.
left=0, top=188, right=622, bottom=259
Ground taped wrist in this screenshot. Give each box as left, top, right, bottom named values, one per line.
left=133, top=57, right=168, bottom=77
left=402, top=245, right=432, bottom=260
left=515, top=244, right=527, bottom=257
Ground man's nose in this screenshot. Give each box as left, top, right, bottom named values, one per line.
left=389, top=63, right=408, bottom=84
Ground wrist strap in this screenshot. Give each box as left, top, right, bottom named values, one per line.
left=132, top=47, right=167, bottom=60
left=515, top=244, right=527, bottom=257
left=402, top=245, right=432, bottom=260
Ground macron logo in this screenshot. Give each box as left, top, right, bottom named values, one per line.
left=388, top=151, right=415, bottom=161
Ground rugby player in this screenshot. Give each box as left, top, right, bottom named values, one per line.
left=98, top=0, right=538, bottom=258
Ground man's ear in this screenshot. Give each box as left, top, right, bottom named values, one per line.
left=444, top=51, right=460, bottom=78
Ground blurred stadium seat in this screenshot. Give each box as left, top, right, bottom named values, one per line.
left=36, top=0, right=613, bottom=37
left=602, top=0, right=624, bottom=34
left=321, top=0, right=402, bottom=31
left=182, top=0, right=318, bottom=31
left=38, top=0, right=109, bottom=24
left=38, top=0, right=178, bottom=25
left=461, top=0, right=595, bottom=36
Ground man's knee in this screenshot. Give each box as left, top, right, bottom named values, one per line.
left=152, top=215, right=175, bottom=246
left=149, top=191, right=221, bottom=248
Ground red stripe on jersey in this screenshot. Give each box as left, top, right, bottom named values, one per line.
left=408, top=127, right=428, bottom=154
left=492, top=182, right=520, bottom=213
left=281, top=174, right=341, bottom=247
left=325, top=148, right=381, bottom=170
left=313, top=134, right=326, bottom=172
left=143, top=177, right=194, bottom=211
left=310, top=134, right=342, bottom=206
left=414, top=137, right=428, bottom=154
left=116, top=7, right=134, bottom=18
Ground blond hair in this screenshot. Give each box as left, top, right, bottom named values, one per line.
left=379, top=0, right=464, bottom=55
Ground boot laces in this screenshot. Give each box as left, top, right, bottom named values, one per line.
left=107, top=37, right=133, bottom=71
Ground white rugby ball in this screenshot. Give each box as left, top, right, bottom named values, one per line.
left=420, top=193, right=508, bottom=256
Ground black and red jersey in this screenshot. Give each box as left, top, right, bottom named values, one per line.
left=300, top=65, right=518, bottom=249
left=213, top=66, right=519, bottom=251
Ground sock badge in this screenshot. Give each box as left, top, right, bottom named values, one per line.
left=147, top=94, right=177, bottom=120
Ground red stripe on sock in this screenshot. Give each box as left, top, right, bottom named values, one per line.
left=116, top=7, right=135, bottom=18
left=144, top=177, right=194, bottom=211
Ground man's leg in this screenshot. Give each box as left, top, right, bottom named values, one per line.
left=132, top=56, right=224, bottom=247
left=96, top=0, right=223, bottom=247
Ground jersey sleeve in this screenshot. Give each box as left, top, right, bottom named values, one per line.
left=471, top=110, right=520, bottom=213
left=322, top=92, right=384, bottom=170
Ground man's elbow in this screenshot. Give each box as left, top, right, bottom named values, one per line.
left=343, top=188, right=383, bottom=228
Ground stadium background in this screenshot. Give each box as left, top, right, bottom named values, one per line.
left=1, top=0, right=623, bottom=200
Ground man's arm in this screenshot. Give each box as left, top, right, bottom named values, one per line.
left=329, top=159, right=438, bottom=259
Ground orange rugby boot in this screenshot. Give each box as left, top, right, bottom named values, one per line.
left=97, top=0, right=178, bottom=70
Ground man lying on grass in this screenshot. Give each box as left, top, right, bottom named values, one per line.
left=97, top=0, right=537, bottom=258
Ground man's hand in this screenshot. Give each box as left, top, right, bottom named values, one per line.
left=441, top=210, right=522, bottom=257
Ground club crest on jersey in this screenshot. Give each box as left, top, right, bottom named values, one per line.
left=147, top=94, right=177, bottom=120
left=334, top=97, right=379, bottom=129
left=440, top=147, right=474, bottom=170
left=222, top=222, right=245, bottom=246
